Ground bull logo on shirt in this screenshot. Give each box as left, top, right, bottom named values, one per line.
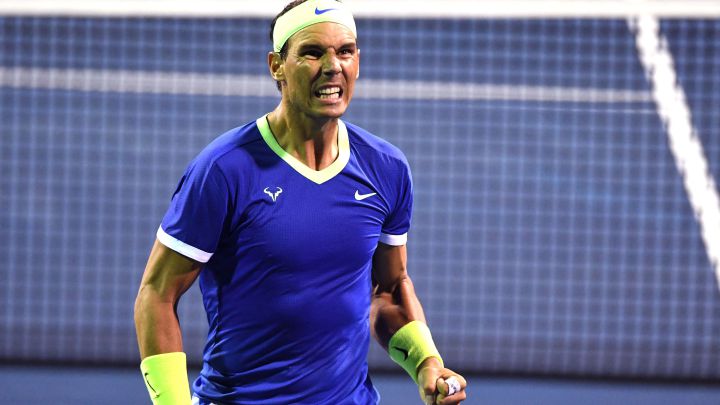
left=263, top=187, right=283, bottom=202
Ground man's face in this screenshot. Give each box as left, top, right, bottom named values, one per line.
left=278, top=22, right=359, bottom=119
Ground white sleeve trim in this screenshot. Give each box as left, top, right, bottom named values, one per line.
left=379, top=232, right=407, bottom=246
left=156, top=226, right=213, bottom=263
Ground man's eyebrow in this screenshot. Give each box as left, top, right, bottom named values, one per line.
left=296, top=41, right=357, bottom=51
left=297, top=43, right=323, bottom=50
left=295, top=43, right=324, bottom=54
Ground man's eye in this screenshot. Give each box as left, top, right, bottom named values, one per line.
left=303, top=50, right=322, bottom=58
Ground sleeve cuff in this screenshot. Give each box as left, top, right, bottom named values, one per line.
left=379, top=232, right=407, bottom=246
left=156, top=226, right=213, bottom=263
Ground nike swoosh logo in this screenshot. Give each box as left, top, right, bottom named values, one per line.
left=315, top=7, right=338, bottom=15
left=143, top=372, right=159, bottom=398
left=355, top=190, right=377, bottom=200
left=393, top=346, right=409, bottom=361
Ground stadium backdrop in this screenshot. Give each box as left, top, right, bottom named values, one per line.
left=1, top=0, right=719, bottom=381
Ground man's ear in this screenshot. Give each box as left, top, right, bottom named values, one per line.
left=268, top=51, right=285, bottom=81
left=356, top=48, right=360, bottom=79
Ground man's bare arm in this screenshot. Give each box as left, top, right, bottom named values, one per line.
left=371, top=242, right=467, bottom=405
left=371, top=243, right=442, bottom=369
left=370, top=242, right=426, bottom=348
left=134, top=239, right=202, bottom=358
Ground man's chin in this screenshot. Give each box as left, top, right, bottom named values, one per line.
left=312, top=104, right=348, bottom=119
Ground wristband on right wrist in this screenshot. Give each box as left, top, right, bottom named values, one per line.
left=140, top=352, right=191, bottom=405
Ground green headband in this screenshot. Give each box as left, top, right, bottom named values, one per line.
left=273, top=0, right=357, bottom=53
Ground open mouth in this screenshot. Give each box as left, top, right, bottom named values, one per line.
left=315, top=86, right=343, bottom=100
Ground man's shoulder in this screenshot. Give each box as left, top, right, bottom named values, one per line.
left=193, top=119, right=263, bottom=170
left=344, top=120, right=409, bottom=166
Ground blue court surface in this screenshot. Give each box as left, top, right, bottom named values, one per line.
left=1, top=365, right=718, bottom=404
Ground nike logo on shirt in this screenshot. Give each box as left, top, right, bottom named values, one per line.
left=355, top=190, right=377, bottom=200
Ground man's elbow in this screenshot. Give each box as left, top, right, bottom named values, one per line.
left=133, top=285, right=149, bottom=327
left=134, top=283, right=162, bottom=328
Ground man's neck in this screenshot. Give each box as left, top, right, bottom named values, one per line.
left=267, top=105, right=340, bottom=171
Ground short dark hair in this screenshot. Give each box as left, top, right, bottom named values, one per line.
left=269, top=0, right=309, bottom=91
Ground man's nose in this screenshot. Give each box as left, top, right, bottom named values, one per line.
left=321, top=52, right=341, bottom=75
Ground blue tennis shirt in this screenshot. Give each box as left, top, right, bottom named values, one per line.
left=157, top=115, right=413, bottom=404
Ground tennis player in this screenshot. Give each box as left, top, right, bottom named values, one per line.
left=134, top=0, right=467, bottom=404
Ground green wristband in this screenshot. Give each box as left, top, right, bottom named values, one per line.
left=388, top=320, right=443, bottom=384
left=140, top=352, right=191, bottom=405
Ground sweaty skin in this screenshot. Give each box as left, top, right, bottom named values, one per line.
left=266, top=23, right=359, bottom=171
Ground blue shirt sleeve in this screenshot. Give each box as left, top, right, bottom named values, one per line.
left=157, top=158, right=230, bottom=263
left=379, top=158, right=413, bottom=246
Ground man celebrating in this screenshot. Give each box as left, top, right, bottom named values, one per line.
left=134, top=1, right=467, bottom=404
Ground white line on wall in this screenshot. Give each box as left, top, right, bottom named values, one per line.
left=630, top=15, right=720, bottom=290
left=0, top=67, right=652, bottom=104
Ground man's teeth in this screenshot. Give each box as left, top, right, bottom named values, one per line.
left=318, top=87, right=340, bottom=94
left=317, top=87, right=341, bottom=99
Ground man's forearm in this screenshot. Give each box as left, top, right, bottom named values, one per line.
left=134, top=289, right=192, bottom=405
left=372, top=273, right=445, bottom=388
left=134, top=286, right=185, bottom=358
left=371, top=275, right=427, bottom=349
